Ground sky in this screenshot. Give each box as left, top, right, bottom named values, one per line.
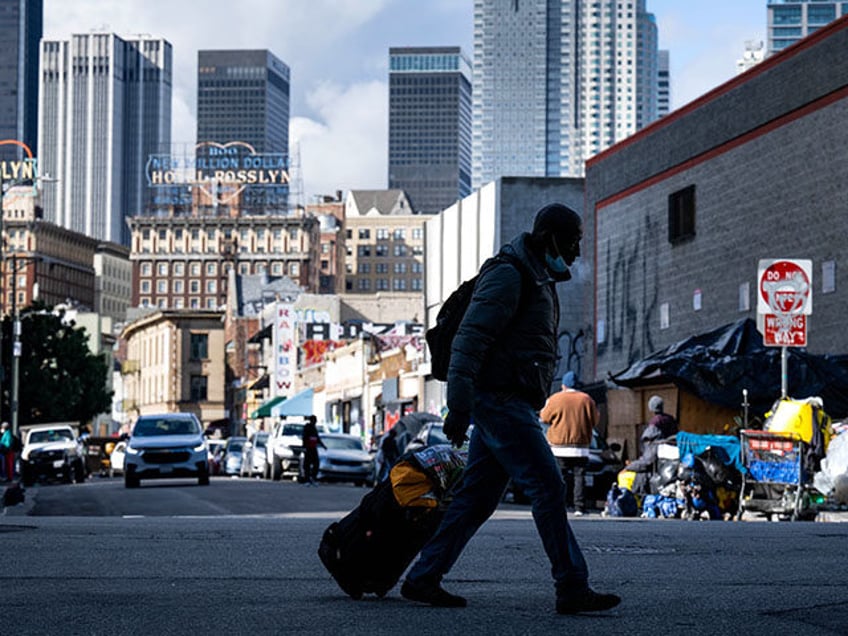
left=43, top=0, right=766, bottom=204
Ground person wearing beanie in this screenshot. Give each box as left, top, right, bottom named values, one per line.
left=540, top=371, right=599, bottom=516
left=402, top=203, right=620, bottom=615
left=626, top=395, right=678, bottom=480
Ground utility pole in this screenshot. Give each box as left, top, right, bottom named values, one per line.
left=10, top=254, right=19, bottom=438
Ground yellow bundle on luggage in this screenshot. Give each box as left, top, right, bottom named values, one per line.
left=765, top=397, right=832, bottom=449
left=389, top=461, right=439, bottom=508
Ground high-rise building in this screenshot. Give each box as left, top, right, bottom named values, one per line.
left=472, top=0, right=660, bottom=187
left=737, top=40, right=766, bottom=74
left=767, top=1, right=847, bottom=55
left=196, top=50, right=290, bottom=213
left=0, top=0, right=42, bottom=162
left=657, top=49, right=671, bottom=117
left=388, top=46, right=472, bottom=215
left=38, top=33, right=172, bottom=245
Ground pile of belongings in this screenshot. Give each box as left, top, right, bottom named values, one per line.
left=390, top=445, right=466, bottom=508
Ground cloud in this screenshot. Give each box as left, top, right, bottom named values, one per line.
left=291, top=80, right=388, bottom=202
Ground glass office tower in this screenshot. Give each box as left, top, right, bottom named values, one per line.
left=388, top=47, right=472, bottom=215
left=472, top=0, right=660, bottom=187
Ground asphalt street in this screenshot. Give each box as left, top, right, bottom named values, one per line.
left=3, top=478, right=848, bottom=635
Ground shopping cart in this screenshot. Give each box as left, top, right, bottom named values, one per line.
left=737, top=429, right=815, bottom=521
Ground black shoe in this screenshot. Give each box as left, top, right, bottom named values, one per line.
left=556, top=588, right=621, bottom=614
left=401, top=578, right=467, bottom=608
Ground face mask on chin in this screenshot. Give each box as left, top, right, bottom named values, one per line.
left=544, top=236, right=573, bottom=281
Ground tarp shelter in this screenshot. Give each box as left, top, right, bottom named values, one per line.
left=386, top=411, right=443, bottom=457
left=270, top=388, right=315, bottom=417
left=610, top=318, right=848, bottom=419
left=251, top=396, right=285, bottom=419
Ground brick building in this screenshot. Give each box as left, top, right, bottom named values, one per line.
left=585, top=16, right=848, bottom=383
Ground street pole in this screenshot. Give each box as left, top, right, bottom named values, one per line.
left=10, top=254, right=19, bottom=438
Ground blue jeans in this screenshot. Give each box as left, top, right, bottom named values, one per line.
left=407, top=392, right=589, bottom=593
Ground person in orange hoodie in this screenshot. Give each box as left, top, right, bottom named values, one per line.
left=541, top=371, right=599, bottom=515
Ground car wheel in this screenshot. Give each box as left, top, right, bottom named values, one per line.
left=272, top=457, right=282, bottom=481
left=125, top=473, right=140, bottom=489
left=63, top=464, right=74, bottom=484
left=21, top=466, right=34, bottom=488
left=263, top=460, right=271, bottom=480
left=198, top=467, right=210, bottom=486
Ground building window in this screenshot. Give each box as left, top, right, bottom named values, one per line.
left=206, top=262, right=217, bottom=276
left=157, top=262, right=168, bottom=276
left=393, top=278, right=407, bottom=291
left=190, top=262, right=201, bottom=276
left=173, top=280, right=184, bottom=294
left=392, top=228, right=405, bottom=240
left=376, top=278, right=389, bottom=291
left=140, top=262, right=152, bottom=276
left=190, top=333, right=208, bottom=360
left=393, top=245, right=407, bottom=257
left=668, top=185, right=696, bottom=244
left=357, top=278, right=371, bottom=291
left=376, top=228, right=389, bottom=240
left=206, top=297, right=217, bottom=309
left=190, top=280, right=200, bottom=294
left=140, top=280, right=151, bottom=293
left=358, top=229, right=370, bottom=239
left=357, top=246, right=371, bottom=257
left=173, top=262, right=185, bottom=276
left=190, top=375, right=208, bottom=401
left=358, top=263, right=371, bottom=274
left=156, top=280, right=168, bottom=294
left=376, top=245, right=389, bottom=257
left=206, top=280, right=217, bottom=294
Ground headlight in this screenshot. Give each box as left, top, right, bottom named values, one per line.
left=193, top=443, right=206, bottom=452
left=126, top=445, right=140, bottom=455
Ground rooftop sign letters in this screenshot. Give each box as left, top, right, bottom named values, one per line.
left=0, top=140, right=38, bottom=195
left=145, top=141, right=289, bottom=206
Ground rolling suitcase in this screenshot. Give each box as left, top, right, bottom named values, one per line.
left=318, top=445, right=465, bottom=599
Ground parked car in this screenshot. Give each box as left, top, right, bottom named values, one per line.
left=109, top=441, right=127, bottom=477
left=221, top=436, right=247, bottom=475
left=206, top=439, right=226, bottom=476
left=316, top=433, right=375, bottom=487
left=21, top=424, right=87, bottom=486
left=123, top=413, right=210, bottom=488
left=240, top=432, right=269, bottom=477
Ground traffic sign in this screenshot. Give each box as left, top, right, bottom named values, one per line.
left=757, top=259, right=812, bottom=315
left=761, top=313, right=807, bottom=347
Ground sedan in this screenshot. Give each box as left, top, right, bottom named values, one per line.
left=240, top=432, right=269, bottom=477
left=317, top=434, right=375, bottom=487
left=221, top=436, right=247, bottom=476
left=109, top=441, right=127, bottom=477
left=124, top=413, right=210, bottom=488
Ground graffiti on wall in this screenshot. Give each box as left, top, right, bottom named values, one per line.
left=598, top=213, right=660, bottom=365
left=555, top=328, right=586, bottom=386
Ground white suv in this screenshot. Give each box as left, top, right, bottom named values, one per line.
left=21, top=424, right=87, bottom=486
left=124, top=413, right=209, bottom=488
left=265, top=419, right=327, bottom=481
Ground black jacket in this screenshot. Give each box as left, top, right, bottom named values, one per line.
left=447, top=233, right=560, bottom=414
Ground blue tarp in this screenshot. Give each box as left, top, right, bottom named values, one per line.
left=676, top=431, right=744, bottom=475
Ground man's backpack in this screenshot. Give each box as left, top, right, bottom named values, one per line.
left=425, top=253, right=523, bottom=382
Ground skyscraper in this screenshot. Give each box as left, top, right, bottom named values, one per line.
left=38, top=33, right=172, bottom=245
left=0, top=0, right=42, bottom=162
left=767, top=1, right=847, bottom=55
left=657, top=49, right=671, bottom=117
left=472, top=0, right=660, bottom=187
left=388, top=46, right=472, bottom=215
left=196, top=50, right=290, bottom=213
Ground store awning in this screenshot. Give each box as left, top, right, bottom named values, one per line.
left=270, top=388, right=315, bottom=417
left=250, top=395, right=286, bottom=419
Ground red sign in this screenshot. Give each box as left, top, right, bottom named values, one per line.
left=757, top=259, right=812, bottom=315
left=763, top=313, right=807, bottom=347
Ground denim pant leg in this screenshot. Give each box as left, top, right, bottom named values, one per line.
left=407, top=422, right=511, bottom=584
left=474, top=395, right=589, bottom=591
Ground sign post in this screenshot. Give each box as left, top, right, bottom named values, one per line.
left=756, top=259, right=813, bottom=398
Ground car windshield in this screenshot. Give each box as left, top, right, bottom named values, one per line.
left=253, top=435, right=268, bottom=449
left=323, top=437, right=364, bottom=451
left=281, top=424, right=305, bottom=436
left=227, top=440, right=245, bottom=452
left=133, top=417, right=200, bottom=437
left=28, top=429, right=74, bottom=444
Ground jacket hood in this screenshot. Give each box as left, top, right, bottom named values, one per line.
left=500, top=233, right=552, bottom=285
